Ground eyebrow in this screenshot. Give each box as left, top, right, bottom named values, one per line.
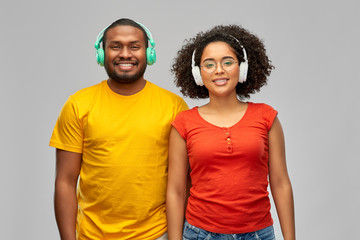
left=202, top=56, right=236, bottom=62
left=108, top=40, right=142, bottom=45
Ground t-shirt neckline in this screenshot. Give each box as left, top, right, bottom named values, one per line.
left=102, top=79, right=149, bottom=98
left=194, top=102, right=251, bottom=129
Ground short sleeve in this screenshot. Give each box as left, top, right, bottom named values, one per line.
left=263, top=104, right=278, bottom=131
left=49, top=96, right=83, bottom=153
left=171, top=110, right=188, bottom=140
left=176, top=98, right=189, bottom=115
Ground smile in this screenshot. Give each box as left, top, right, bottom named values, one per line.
left=115, top=62, right=137, bottom=71
left=213, top=79, right=227, bottom=83
left=212, top=78, right=228, bottom=86
left=115, top=62, right=136, bottom=66
left=118, top=63, right=134, bottom=66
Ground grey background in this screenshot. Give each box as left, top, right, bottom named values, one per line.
left=1, top=0, right=359, bottom=239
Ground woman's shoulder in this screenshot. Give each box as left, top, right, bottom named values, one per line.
left=248, top=102, right=276, bottom=112
left=178, top=106, right=199, bottom=116
left=174, top=107, right=199, bottom=124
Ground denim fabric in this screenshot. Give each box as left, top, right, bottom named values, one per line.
left=182, top=220, right=275, bottom=240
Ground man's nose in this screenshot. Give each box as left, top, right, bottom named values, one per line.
left=119, top=47, right=131, bottom=58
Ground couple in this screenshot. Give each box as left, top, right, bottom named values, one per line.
left=50, top=18, right=295, bottom=240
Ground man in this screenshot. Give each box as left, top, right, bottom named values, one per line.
left=50, top=18, right=188, bottom=240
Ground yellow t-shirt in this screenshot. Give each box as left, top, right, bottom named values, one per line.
left=50, top=80, right=188, bottom=240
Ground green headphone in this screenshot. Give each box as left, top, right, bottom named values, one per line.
left=94, top=22, right=156, bottom=66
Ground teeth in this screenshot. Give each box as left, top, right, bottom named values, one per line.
left=119, top=63, right=133, bottom=66
left=214, top=79, right=227, bottom=83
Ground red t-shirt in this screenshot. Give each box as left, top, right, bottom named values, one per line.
left=171, top=102, right=278, bottom=233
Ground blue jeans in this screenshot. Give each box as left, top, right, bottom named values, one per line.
left=182, top=220, right=275, bottom=240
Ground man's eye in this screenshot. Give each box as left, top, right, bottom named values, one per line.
left=111, top=46, right=120, bottom=49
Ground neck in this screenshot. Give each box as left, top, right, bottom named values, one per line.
left=206, top=92, right=244, bottom=113
left=107, top=78, right=146, bottom=96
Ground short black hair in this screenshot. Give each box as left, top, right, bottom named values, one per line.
left=171, top=25, right=274, bottom=99
left=102, top=18, right=149, bottom=50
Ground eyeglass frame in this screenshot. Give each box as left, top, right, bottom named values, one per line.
left=199, top=58, right=239, bottom=74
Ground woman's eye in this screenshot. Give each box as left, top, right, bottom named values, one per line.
left=204, top=63, right=215, bottom=68
left=223, top=61, right=233, bottom=66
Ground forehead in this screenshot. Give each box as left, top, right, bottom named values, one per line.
left=105, top=25, right=146, bottom=44
left=201, top=41, right=236, bottom=60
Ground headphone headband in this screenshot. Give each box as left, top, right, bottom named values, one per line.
left=228, top=35, right=248, bottom=64
left=95, top=21, right=156, bottom=66
left=191, top=35, right=249, bottom=85
left=135, top=22, right=155, bottom=49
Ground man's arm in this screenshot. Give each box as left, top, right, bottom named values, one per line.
left=54, top=149, right=81, bottom=240
left=166, top=127, right=189, bottom=240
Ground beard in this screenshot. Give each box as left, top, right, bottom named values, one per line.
left=105, top=62, right=147, bottom=84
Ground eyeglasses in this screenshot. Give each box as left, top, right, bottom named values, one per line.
left=200, top=58, right=238, bottom=74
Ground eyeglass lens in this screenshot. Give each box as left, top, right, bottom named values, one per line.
left=201, top=59, right=238, bottom=73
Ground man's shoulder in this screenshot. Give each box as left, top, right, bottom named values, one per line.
left=147, top=81, right=183, bottom=101
left=62, top=81, right=105, bottom=112
left=70, top=81, right=104, bottom=101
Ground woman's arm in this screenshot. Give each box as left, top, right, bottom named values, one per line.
left=166, top=127, right=189, bottom=240
left=268, top=117, right=296, bottom=240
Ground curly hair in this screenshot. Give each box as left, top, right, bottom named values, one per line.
left=171, top=25, right=274, bottom=99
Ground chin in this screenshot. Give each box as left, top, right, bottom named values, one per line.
left=113, top=76, right=141, bottom=84
left=107, top=70, right=145, bottom=84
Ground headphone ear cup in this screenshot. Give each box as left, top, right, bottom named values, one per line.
left=146, top=47, right=156, bottom=65
left=96, top=48, right=105, bottom=66
left=192, top=66, right=203, bottom=86
left=239, top=61, right=248, bottom=83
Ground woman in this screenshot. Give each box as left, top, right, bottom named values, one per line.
left=166, top=25, right=295, bottom=240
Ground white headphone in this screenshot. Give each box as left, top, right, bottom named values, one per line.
left=191, top=37, right=249, bottom=86
left=191, top=51, right=204, bottom=86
